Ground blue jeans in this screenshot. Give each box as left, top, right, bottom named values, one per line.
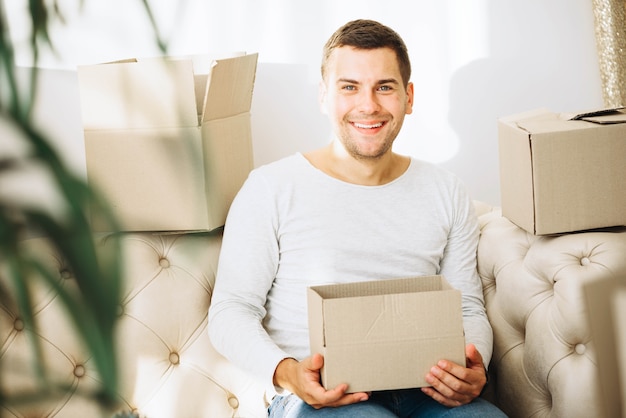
left=268, top=388, right=508, bottom=418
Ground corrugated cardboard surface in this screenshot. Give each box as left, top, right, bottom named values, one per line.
left=498, top=108, right=626, bottom=235
left=78, top=53, right=257, bottom=232
left=307, top=276, right=465, bottom=393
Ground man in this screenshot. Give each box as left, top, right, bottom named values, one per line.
left=209, top=19, right=506, bottom=417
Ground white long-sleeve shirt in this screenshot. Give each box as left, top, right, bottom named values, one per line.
left=208, top=153, right=492, bottom=391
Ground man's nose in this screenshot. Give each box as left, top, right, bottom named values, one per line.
left=356, top=90, right=381, bottom=113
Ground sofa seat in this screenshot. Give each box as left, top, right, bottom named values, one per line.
left=2, top=203, right=626, bottom=417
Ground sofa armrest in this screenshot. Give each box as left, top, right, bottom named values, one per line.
left=476, top=208, right=626, bottom=417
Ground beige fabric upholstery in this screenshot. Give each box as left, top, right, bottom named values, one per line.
left=3, top=203, right=625, bottom=417
left=1, top=232, right=267, bottom=418
left=477, top=206, right=626, bottom=418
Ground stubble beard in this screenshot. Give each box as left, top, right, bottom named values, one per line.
left=341, top=135, right=393, bottom=161
left=338, top=119, right=398, bottom=161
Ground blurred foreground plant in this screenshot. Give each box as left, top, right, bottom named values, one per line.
left=0, top=0, right=165, bottom=414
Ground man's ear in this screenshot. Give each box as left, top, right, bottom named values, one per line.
left=318, top=81, right=328, bottom=114
left=405, top=82, right=414, bottom=115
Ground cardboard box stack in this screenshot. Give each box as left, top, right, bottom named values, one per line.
left=307, top=276, right=465, bottom=393
left=77, top=53, right=258, bottom=232
left=498, top=107, right=626, bottom=235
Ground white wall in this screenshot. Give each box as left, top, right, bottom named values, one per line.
left=8, top=0, right=604, bottom=206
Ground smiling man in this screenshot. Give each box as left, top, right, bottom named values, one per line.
left=208, top=19, right=507, bottom=418
left=306, top=45, right=412, bottom=186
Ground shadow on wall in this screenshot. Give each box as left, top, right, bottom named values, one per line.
left=443, top=0, right=606, bottom=207
left=444, top=57, right=547, bottom=207
left=443, top=0, right=603, bottom=207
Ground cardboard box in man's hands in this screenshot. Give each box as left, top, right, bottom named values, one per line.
left=307, top=276, right=465, bottom=393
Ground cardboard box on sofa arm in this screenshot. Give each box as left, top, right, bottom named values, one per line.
left=498, top=107, right=626, bottom=236
left=307, top=276, right=466, bottom=393
left=77, top=53, right=258, bottom=232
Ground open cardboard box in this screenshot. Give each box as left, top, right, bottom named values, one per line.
left=307, top=276, right=465, bottom=393
left=77, top=53, right=258, bottom=232
left=498, top=107, right=626, bottom=235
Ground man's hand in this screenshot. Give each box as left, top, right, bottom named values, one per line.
left=421, top=343, right=487, bottom=407
left=273, top=353, right=369, bottom=409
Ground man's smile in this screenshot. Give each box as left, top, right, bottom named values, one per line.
left=352, top=121, right=385, bottom=129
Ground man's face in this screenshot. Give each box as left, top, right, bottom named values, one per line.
left=320, top=46, right=414, bottom=160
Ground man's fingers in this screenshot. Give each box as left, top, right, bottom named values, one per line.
left=421, top=386, right=463, bottom=408
left=426, top=366, right=465, bottom=396
left=286, top=354, right=370, bottom=409
left=309, top=387, right=369, bottom=409
left=465, top=344, right=484, bottom=369
left=301, top=353, right=322, bottom=372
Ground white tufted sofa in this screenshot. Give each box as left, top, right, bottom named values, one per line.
left=476, top=203, right=626, bottom=418
left=2, top=202, right=626, bottom=417
left=1, top=231, right=268, bottom=418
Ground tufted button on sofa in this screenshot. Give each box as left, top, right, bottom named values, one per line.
left=1, top=231, right=268, bottom=418
left=2, top=203, right=626, bottom=417
left=476, top=205, right=626, bottom=418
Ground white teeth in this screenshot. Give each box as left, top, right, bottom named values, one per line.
left=354, top=122, right=383, bottom=129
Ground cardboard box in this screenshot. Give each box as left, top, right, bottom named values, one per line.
left=77, top=53, right=258, bottom=232
left=498, top=107, right=626, bottom=235
left=307, top=276, right=465, bottom=393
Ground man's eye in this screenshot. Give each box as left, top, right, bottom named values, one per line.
left=378, top=85, right=392, bottom=92
left=342, top=85, right=356, bottom=91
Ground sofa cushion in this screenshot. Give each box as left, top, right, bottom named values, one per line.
left=477, top=207, right=626, bottom=418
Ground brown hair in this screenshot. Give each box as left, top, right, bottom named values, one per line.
left=321, top=19, right=412, bottom=87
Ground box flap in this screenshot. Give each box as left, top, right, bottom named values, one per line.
left=179, top=53, right=246, bottom=121
left=309, top=275, right=445, bottom=299
left=503, top=107, right=626, bottom=135
left=498, top=107, right=552, bottom=125
left=307, top=287, right=327, bottom=349
left=309, top=276, right=463, bottom=347
left=500, top=108, right=567, bottom=135
left=322, top=290, right=462, bottom=345
left=202, top=53, right=258, bottom=123
left=78, top=58, right=198, bottom=130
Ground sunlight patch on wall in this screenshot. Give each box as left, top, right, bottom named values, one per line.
left=447, top=0, right=490, bottom=69
left=5, top=0, right=198, bottom=69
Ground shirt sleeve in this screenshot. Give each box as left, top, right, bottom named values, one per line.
left=439, top=180, right=494, bottom=368
left=207, top=170, right=290, bottom=393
